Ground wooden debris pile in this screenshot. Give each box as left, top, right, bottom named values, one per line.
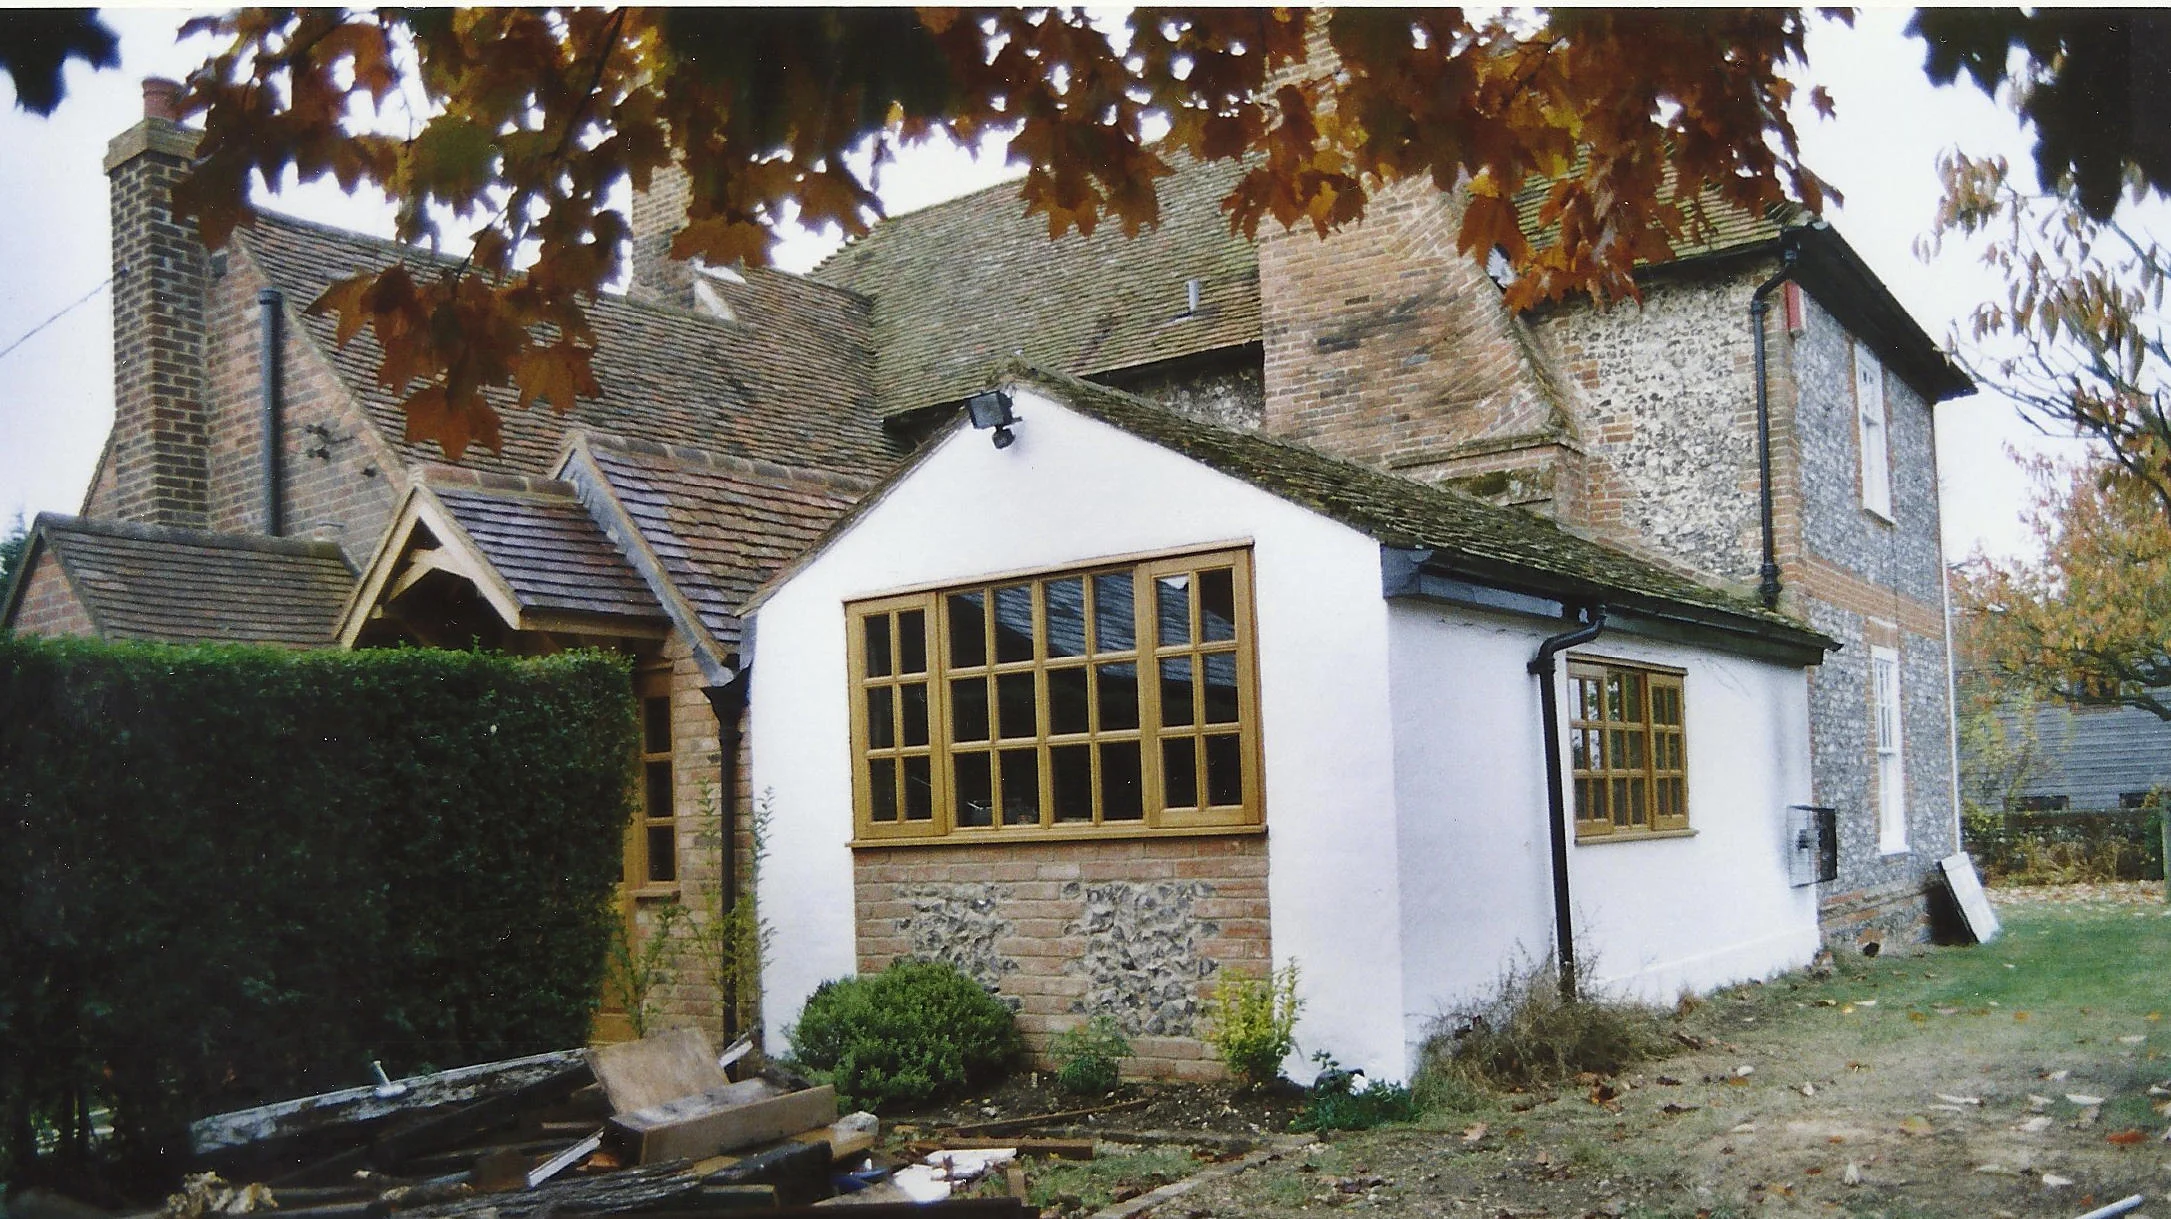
left=173, top=1029, right=1027, bottom=1217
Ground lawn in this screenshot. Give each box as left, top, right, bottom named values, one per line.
left=1177, top=889, right=2171, bottom=1218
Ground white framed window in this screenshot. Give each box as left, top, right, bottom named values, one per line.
left=1855, top=340, right=1892, bottom=520
left=1871, top=645, right=1907, bottom=854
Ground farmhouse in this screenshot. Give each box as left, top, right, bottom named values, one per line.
left=3, top=82, right=1972, bottom=1079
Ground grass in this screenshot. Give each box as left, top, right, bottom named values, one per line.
left=1014, top=1146, right=1204, bottom=1216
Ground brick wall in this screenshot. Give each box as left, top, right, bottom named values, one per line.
left=202, top=253, right=405, bottom=564
left=103, top=110, right=211, bottom=529
left=7, top=552, right=97, bottom=638
left=852, top=835, right=1271, bottom=1080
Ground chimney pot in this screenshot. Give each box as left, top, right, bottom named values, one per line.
left=142, top=78, right=185, bottom=122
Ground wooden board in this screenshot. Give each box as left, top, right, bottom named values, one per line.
left=793, top=1118, right=880, bottom=1162
left=190, top=1048, right=586, bottom=1157
left=1939, top=852, right=2001, bottom=944
left=611, top=1083, right=840, bottom=1165
left=586, top=1027, right=729, bottom=1115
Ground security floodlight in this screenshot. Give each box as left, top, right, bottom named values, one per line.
left=967, top=389, right=1017, bottom=449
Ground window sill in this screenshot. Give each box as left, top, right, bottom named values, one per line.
left=1862, top=506, right=1896, bottom=527
left=852, top=822, right=1267, bottom=850
left=629, top=884, right=682, bottom=901
left=1576, top=828, right=1698, bottom=845
left=1878, top=844, right=1911, bottom=858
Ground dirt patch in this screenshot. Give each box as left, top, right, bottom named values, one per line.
left=890, top=1072, right=1309, bottom=1142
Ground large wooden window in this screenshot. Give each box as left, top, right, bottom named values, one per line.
left=1569, top=659, right=1688, bottom=841
left=848, top=548, right=1261, bottom=843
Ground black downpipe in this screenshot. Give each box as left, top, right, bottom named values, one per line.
left=257, top=287, right=284, bottom=536
left=1528, top=606, right=1607, bottom=1002
left=1750, top=245, right=1798, bottom=610
left=703, top=677, right=749, bottom=1041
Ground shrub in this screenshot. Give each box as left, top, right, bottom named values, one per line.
left=1291, top=1053, right=1417, bottom=1131
left=1415, top=953, right=1672, bottom=1100
left=1050, top=1015, right=1131, bottom=1095
left=1203, top=961, right=1301, bottom=1088
left=787, top=959, right=1021, bottom=1111
left=0, top=636, right=633, bottom=1187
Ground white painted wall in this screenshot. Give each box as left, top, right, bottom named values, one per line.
left=747, top=386, right=1410, bottom=1077
left=1386, top=602, right=1820, bottom=1069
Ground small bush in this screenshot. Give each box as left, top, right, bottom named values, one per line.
left=1050, top=1015, right=1131, bottom=1095
left=1415, top=954, right=1672, bottom=1098
left=787, top=959, right=1021, bottom=1111
left=1203, top=961, right=1301, bottom=1088
left=1291, top=1053, right=1417, bottom=1131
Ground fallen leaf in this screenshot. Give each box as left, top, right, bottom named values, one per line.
left=2075, top=1105, right=2102, bottom=1126
left=1899, top=1116, right=1935, bottom=1136
left=2030, top=1095, right=2054, bottom=1110
left=2107, top=1129, right=2148, bottom=1145
left=2067, top=1093, right=2106, bottom=1105
left=2045, top=1069, right=2072, bottom=1082
left=1842, top=1162, right=1862, bottom=1186
left=2016, top=1116, right=2053, bottom=1133
left=1975, top=1163, right=2014, bottom=1175
left=1934, top=1005, right=1960, bottom=1015
left=1856, top=999, right=1878, bottom=1007
left=1660, top=1102, right=1698, bottom=1115
left=1840, top=1004, right=1856, bottom=1014
left=2042, top=1173, right=2074, bottom=1188
left=1908, top=1011, right=1929, bottom=1023
left=1733, top=1065, right=1755, bottom=1078
left=1937, top=1094, right=1983, bottom=1105
left=1656, top=1075, right=1683, bottom=1086
left=1461, top=1123, right=1488, bottom=1143
left=1730, top=1122, right=1758, bottom=1134
left=2119, top=1035, right=2146, bottom=1045
left=2014, top=1011, right=2030, bottom=1022
left=1800, top=1083, right=1816, bottom=1097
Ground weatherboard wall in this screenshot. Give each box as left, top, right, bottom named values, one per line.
left=748, top=386, right=1409, bottom=1080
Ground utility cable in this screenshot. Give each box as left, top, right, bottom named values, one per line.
left=0, top=275, right=114, bottom=365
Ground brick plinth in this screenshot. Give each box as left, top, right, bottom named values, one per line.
left=852, top=834, right=1271, bottom=1081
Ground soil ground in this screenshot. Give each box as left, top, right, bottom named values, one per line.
left=1172, top=882, right=2171, bottom=1219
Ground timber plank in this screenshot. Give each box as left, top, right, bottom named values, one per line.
left=613, top=1084, right=839, bottom=1164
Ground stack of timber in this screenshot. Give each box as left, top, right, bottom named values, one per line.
left=174, top=1031, right=1024, bottom=1217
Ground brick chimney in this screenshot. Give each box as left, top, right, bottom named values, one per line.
left=102, top=77, right=210, bottom=528
left=628, top=161, right=694, bottom=307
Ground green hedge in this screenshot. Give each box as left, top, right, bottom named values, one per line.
left=1964, top=806, right=2166, bottom=882
left=0, top=636, right=635, bottom=1184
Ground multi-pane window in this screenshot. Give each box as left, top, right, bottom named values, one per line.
left=1855, top=340, right=1892, bottom=520
left=1871, top=645, right=1907, bottom=853
left=1569, top=660, right=1688, bottom=841
left=848, top=548, right=1260, bottom=841
left=635, top=672, right=678, bottom=885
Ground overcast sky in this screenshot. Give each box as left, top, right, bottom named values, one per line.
left=0, top=6, right=2111, bottom=563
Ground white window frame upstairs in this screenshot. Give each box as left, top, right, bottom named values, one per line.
left=1855, top=340, right=1893, bottom=521
left=1871, top=644, right=1907, bottom=854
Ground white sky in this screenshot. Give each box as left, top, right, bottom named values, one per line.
left=0, top=6, right=2109, bottom=563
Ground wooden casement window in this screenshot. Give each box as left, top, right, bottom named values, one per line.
left=1855, top=340, right=1893, bottom=520
left=633, top=670, right=677, bottom=886
left=1568, top=660, right=1689, bottom=841
left=848, top=548, right=1262, bottom=842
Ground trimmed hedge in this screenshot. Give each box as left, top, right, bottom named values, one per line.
left=0, top=636, right=635, bottom=1184
left=788, top=960, right=1022, bottom=1112
left=1964, top=806, right=2165, bottom=882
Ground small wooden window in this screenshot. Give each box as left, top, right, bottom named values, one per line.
left=847, top=548, right=1261, bottom=843
left=1569, top=660, right=1688, bottom=841
left=634, top=671, right=677, bottom=884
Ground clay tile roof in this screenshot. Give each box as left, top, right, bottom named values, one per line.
left=578, top=434, right=870, bottom=648
left=238, top=211, right=897, bottom=484
left=26, top=514, right=355, bottom=647
left=1512, top=166, right=1805, bottom=265
left=1007, top=366, right=1832, bottom=651
left=811, top=154, right=1261, bottom=420
left=420, top=475, right=661, bottom=622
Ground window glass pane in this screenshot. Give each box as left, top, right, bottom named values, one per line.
left=864, top=615, right=892, bottom=677
left=647, top=825, right=676, bottom=883
left=1160, top=656, right=1195, bottom=727
left=1045, top=578, right=1086, bottom=658
left=1202, top=653, right=1239, bottom=724
left=1163, top=737, right=1198, bottom=808
left=1628, top=778, right=1647, bottom=826
left=1199, top=568, right=1237, bottom=641
left=999, top=748, right=1041, bottom=826
left=948, top=592, right=987, bottom=668
left=1605, top=673, right=1626, bottom=721
left=1204, top=733, right=1243, bottom=806
left=1048, top=665, right=1090, bottom=735
left=954, top=751, right=993, bottom=827
left=1101, top=741, right=1143, bottom=820
left=994, top=584, right=1035, bottom=663
left=898, top=609, right=927, bottom=674
left=869, top=757, right=897, bottom=822
left=997, top=671, right=1037, bottom=739
left=1570, top=727, right=1590, bottom=770
left=643, top=696, right=671, bottom=754
left=645, top=760, right=673, bottom=818
left=1574, top=776, right=1597, bottom=822
left=900, top=682, right=929, bottom=748
left=952, top=678, right=989, bottom=742
left=1093, top=574, right=1135, bottom=652
left=1156, top=575, right=1191, bottom=645
left=865, top=686, right=895, bottom=749
left=1051, top=745, right=1092, bottom=821
left=903, top=756, right=933, bottom=821
left=1096, top=663, right=1139, bottom=731
left=1612, top=778, right=1630, bottom=826
left=1621, top=728, right=1645, bottom=769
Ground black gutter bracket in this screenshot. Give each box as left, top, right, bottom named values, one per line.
left=1528, top=605, right=1607, bottom=1002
